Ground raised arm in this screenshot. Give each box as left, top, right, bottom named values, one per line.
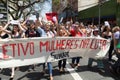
left=0, top=26, right=11, bottom=34
left=3, top=22, right=10, bottom=30
left=20, top=20, right=28, bottom=30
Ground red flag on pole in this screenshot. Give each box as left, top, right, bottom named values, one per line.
left=46, top=12, right=58, bottom=23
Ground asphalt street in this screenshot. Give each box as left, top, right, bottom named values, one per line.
left=0, top=56, right=120, bottom=80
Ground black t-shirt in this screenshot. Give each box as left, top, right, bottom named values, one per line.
left=0, top=33, right=9, bottom=39
left=25, top=29, right=41, bottom=37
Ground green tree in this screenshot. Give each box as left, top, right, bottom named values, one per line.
left=52, top=0, right=60, bottom=12
left=1, top=0, right=44, bottom=20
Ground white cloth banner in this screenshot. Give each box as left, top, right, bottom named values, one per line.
left=0, top=37, right=110, bottom=68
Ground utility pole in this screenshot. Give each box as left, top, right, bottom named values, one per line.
left=117, top=0, right=120, bottom=26
left=98, top=0, right=109, bottom=28
left=98, top=0, right=101, bottom=28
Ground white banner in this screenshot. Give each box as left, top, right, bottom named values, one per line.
left=0, top=37, right=110, bottom=68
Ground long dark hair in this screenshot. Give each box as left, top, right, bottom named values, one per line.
left=12, top=24, right=20, bottom=34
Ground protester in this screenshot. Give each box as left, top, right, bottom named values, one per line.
left=109, top=26, right=120, bottom=74
left=65, top=21, right=73, bottom=34
left=86, top=24, right=93, bottom=37
left=50, top=22, right=57, bottom=36
left=0, top=24, right=10, bottom=73
left=0, top=24, right=10, bottom=39
left=25, top=20, right=41, bottom=38
left=22, top=17, right=54, bottom=80
left=87, top=28, right=104, bottom=70
left=42, top=22, right=55, bottom=80
left=35, top=17, right=47, bottom=37
left=79, top=22, right=87, bottom=37
left=19, top=20, right=41, bottom=72
left=70, top=22, right=82, bottom=68
left=57, top=25, right=69, bottom=73
left=0, top=21, right=26, bottom=80
left=0, top=16, right=117, bottom=79
left=102, top=25, right=114, bottom=62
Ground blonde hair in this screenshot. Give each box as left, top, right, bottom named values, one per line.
left=112, top=26, right=119, bottom=33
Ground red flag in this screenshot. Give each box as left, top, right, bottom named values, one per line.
left=46, top=12, right=58, bottom=23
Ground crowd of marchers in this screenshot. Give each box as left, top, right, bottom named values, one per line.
left=0, top=18, right=120, bottom=80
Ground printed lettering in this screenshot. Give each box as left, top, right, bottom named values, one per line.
left=40, top=41, right=49, bottom=52
left=30, top=42, right=34, bottom=55
left=2, top=44, right=8, bottom=59
left=9, top=44, right=16, bottom=57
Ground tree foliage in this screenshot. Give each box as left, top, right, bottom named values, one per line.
left=1, top=0, right=44, bottom=20
left=52, top=0, right=60, bottom=12
left=52, top=0, right=60, bottom=5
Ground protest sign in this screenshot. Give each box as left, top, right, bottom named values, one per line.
left=0, top=37, right=110, bottom=68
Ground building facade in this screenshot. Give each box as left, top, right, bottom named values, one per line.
left=78, top=0, right=120, bottom=26
left=0, top=0, right=8, bottom=23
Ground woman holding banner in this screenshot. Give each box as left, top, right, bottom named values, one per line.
left=57, top=24, right=70, bottom=73
left=0, top=24, right=11, bottom=39
left=42, top=22, right=55, bottom=80
left=87, top=28, right=104, bottom=70
left=109, top=26, right=120, bottom=75
left=21, top=20, right=42, bottom=72
left=70, top=22, right=83, bottom=68
left=102, top=24, right=113, bottom=62
left=0, top=23, right=11, bottom=73
left=0, top=21, right=26, bottom=80
left=35, top=15, right=55, bottom=80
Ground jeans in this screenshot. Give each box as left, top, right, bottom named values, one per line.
left=47, top=62, right=52, bottom=76
left=43, top=62, right=53, bottom=76
left=88, top=58, right=104, bottom=68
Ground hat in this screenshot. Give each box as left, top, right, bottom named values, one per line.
left=104, top=21, right=110, bottom=27
left=75, top=21, right=79, bottom=25
left=66, top=21, right=71, bottom=25
left=93, top=28, right=99, bottom=31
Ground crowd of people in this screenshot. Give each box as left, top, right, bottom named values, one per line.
left=0, top=17, right=120, bottom=80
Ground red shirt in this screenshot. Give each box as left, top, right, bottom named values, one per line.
left=70, top=28, right=82, bottom=37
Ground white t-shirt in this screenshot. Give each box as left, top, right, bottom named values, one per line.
left=46, top=31, right=55, bottom=38
left=114, top=31, right=120, bottom=39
